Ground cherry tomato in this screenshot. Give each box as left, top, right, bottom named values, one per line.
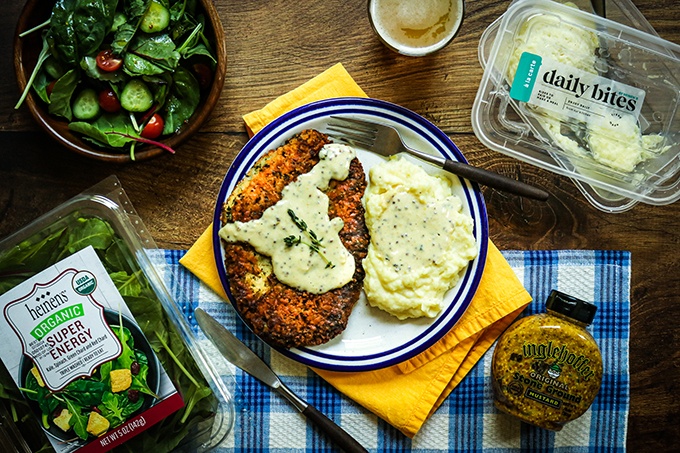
left=139, top=104, right=158, bottom=125
left=46, top=80, right=57, bottom=98
left=98, top=89, right=121, bottom=113
left=95, top=50, right=123, bottom=72
left=192, top=63, right=213, bottom=91
left=141, top=113, right=164, bottom=139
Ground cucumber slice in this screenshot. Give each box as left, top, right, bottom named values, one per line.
left=72, top=88, right=101, bottom=120
left=140, top=1, right=170, bottom=33
left=120, top=79, right=154, bottom=112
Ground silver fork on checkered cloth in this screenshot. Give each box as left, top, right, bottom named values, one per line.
left=326, top=116, right=549, bottom=201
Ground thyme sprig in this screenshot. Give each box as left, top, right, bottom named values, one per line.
left=285, top=209, right=335, bottom=269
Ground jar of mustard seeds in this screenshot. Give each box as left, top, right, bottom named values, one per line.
left=491, top=290, right=603, bottom=431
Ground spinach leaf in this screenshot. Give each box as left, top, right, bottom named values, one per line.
left=72, top=0, right=118, bottom=58
left=47, top=69, right=78, bottom=121
left=47, top=1, right=78, bottom=65
left=64, top=379, right=109, bottom=407
left=180, top=383, right=213, bottom=424
left=172, top=13, right=200, bottom=50
left=122, top=397, right=144, bottom=419
left=23, top=372, right=58, bottom=417
left=22, top=372, right=41, bottom=402
left=48, top=0, right=118, bottom=65
left=62, top=217, right=116, bottom=257
left=176, top=19, right=215, bottom=64
left=104, top=238, right=135, bottom=274
left=100, top=360, right=113, bottom=383
left=169, top=0, right=199, bottom=38
left=162, top=66, right=199, bottom=134
left=130, top=34, right=181, bottom=71
left=64, top=397, right=88, bottom=441
left=110, top=271, right=143, bottom=297
left=120, top=393, right=144, bottom=418
left=32, top=70, right=51, bottom=104
left=0, top=227, right=66, bottom=274
left=130, top=350, right=156, bottom=397
left=145, top=72, right=173, bottom=108
left=112, top=324, right=136, bottom=370
left=124, top=0, right=150, bottom=19
left=111, top=22, right=138, bottom=55
left=69, top=114, right=138, bottom=148
left=80, top=56, right=127, bottom=83
left=182, top=0, right=199, bottom=16
left=112, top=325, right=134, bottom=349
left=124, top=53, right=167, bottom=76
left=0, top=278, right=29, bottom=295
left=169, top=0, right=188, bottom=22
left=182, top=42, right=216, bottom=63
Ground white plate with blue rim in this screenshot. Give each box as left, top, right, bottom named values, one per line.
left=213, top=97, right=488, bottom=371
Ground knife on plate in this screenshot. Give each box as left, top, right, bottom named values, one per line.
left=194, top=308, right=368, bottom=453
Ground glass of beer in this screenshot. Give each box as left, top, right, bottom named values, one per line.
left=368, top=0, right=465, bottom=57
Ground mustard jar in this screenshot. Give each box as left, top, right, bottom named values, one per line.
left=491, top=290, right=603, bottom=431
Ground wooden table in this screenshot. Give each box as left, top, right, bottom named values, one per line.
left=1, top=1, right=678, bottom=450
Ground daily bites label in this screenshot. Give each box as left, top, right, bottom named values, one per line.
left=0, top=246, right=184, bottom=452
left=510, top=52, right=646, bottom=127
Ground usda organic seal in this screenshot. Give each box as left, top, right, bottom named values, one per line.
left=73, top=271, right=97, bottom=295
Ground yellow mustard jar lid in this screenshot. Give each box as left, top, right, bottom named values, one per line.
left=491, top=290, right=603, bottom=431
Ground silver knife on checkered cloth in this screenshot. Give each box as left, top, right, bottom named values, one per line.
left=195, top=308, right=368, bottom=453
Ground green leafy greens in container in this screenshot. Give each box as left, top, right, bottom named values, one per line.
left=16, top=0, right=216, bottom=160
left=21, top=319, right=157, bottom=441
left=0, top=213, right=222, bottom=452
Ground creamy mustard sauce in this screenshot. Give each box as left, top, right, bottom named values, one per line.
left=219, top=144, right=356, bottom=294
left=362, top=157, right=478, bottom=319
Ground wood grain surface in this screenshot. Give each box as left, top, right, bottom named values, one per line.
left=1, top=0, right=679, bottom=450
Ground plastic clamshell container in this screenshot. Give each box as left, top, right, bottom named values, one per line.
left=0, top=176, right=234, bottom=452
left=477, top=0, right=664, bottom=213
left=472, top=0, right=680, bottom=211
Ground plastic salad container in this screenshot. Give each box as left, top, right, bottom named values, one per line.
left=0, top=176, right=234, bottom=452
left=472, top=0, right=680, bottom=212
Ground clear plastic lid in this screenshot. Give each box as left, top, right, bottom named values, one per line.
left=472, top=0, right=680, bottom=209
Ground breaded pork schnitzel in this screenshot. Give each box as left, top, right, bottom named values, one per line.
left=219, top=129, right=369, bottom=349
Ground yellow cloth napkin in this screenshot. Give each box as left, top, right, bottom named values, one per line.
left=242, top=63, right=368, bottom=136
left=180, top=63, right=532, bottom=438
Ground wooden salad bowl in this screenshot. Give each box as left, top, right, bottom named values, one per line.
left=13, top=0, right=227, bottom=163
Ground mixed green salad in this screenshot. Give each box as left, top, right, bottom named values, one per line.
left=16, top=0, right=218, bottom=160
left=0, top=215, right=219, bottom=452
left=22, top=318, right=157, bottom=441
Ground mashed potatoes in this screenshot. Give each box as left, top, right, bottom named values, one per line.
left=362, top=157, right=478, bottom=320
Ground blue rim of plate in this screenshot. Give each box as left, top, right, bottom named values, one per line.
left=213, top=97, right=488, bottom=371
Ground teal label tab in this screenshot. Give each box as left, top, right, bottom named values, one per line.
left=510, top=52, right=542, bottom=102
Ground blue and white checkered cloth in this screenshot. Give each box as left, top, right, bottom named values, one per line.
left=161, top=249, right=630, bottom=452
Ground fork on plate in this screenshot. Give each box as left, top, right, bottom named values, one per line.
left=326, top=116, right=549, bottom=201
